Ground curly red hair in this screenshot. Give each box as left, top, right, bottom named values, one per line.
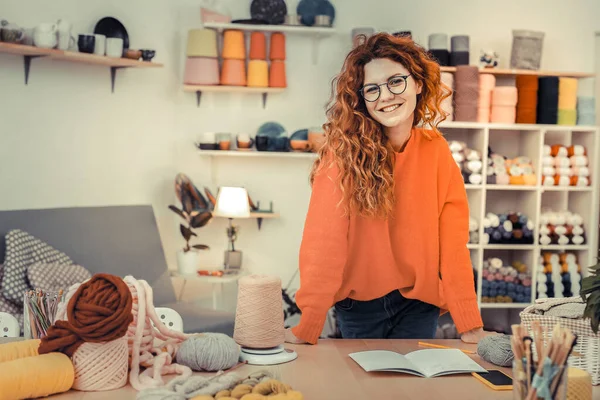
left=311, top=33, right=451, bottom=219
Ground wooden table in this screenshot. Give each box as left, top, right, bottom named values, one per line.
left=3, top=339, right=599, bottom=399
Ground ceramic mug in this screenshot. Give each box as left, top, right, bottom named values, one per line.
left=106, top=37, right=124, bottom=58
left=33, top=23, right=58, bottom=48
left=236, top=134, right=254, bottom=150
left=77, top=34, right=95, bottom=54
left=94, top=34, right=106, bottom=55
left=216, top=133, right=232, bottom=151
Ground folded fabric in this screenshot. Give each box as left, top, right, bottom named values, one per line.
left=1, top=230, right=73, bottom=303
left=523, top=296, right=585, bottom=319
left=27, top=262, right=92, bottom=293
left=558, top=109, right=577, bottom=126
left=558, top=77, right=578, bottom=109
left=0, top=264, right=23, bottom=328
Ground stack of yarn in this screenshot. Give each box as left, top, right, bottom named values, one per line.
left=450, top=35, right=470, bottom=66
left=537, top=252, right=582, bottom=299
left=267, top=33, right=287, bottom=88
left=537, top=77, right=559, bottom=124
left=477, top=74, right=495, bottom=122
left=577, top=96, right=596, bottom=125
left=248, top=32, right=269, bottom=88
left=184, top=28, right=220, bottom=85
left=516, top=76, right=538, bottom=124
left=482, top=211, right=535, bottom=245
left=469, top=216, right=479, bottom=244
left=448, top=140, right=483, bottom=185
left=440, top=72, right=454, bottom=120
left=454, top=66, right=479, bottom=121
left=538, top=209, right=586, bottom=246
left=491, top=86, right=518, bottom=124
left=541, top=144, right=590, bottom=187
left=428, top=33, right=449, bottom=66
left=558, top=78, right=578, bottom=125
left=221, top=29, right=247, bottom=86
left=487, top=149, right=536, bottom=186
left=481, top=257, right=532, bottom=304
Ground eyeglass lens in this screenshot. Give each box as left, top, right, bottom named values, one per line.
left=361, top=75, right=408, bottom=102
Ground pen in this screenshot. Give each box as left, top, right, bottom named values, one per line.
left=417, top=341, right=476, bottom=354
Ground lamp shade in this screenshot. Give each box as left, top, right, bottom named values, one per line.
left=214, top=187, right=251, bottom=218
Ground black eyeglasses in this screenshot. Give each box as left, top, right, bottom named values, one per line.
left=359, top=74, right=411, bottom=102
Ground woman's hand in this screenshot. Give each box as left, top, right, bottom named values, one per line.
left=460, top=327, right=497, bottom=344
left=284, top=327, right=308, bottom=344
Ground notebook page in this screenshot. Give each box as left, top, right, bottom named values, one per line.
left=405, top=349, right=487, bottom=377
left=349, top=350, right=424, bottom=376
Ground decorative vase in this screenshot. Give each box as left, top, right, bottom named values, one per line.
left=177, top=249, right=200, bottom=275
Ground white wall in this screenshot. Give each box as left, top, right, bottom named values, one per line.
left=1, top=0, right=598, bottom=307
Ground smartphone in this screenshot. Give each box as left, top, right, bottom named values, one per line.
left=472, top=370, right=513, bottom=391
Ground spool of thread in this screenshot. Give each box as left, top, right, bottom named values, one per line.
left=567, top=367, right=592, bottom=400
left=0, top=338, right=41, bottom=363
left=176, top=333, right=241, bottom=372
left=0, top=352, right=74, bottom=400
left=428, top=33, right=448, bottom=50
left=538, top=77, right=559, bottom=124
left=559, top=77, right=578, bottom=109
left=451, top=35, right=469, bottom=52
left=71, top=337, right=128, bottom=391
left=234, top=275, right=285, bottom=349
left=454, top=66, right=479, bottom=121
left=516, top=75, right=539, bottom=123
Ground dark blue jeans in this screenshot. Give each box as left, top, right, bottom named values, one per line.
left=335, top=290, right=439, bottom=339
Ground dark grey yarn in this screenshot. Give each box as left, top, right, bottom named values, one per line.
left=477, top=334, right=514, bottom=367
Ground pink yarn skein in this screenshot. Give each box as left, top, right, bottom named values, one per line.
left=124, top=275, right=192, bottom=391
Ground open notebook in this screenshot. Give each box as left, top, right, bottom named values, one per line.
left=349, top=349, right=487, bottom=377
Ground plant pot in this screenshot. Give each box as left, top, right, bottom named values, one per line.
left=177, top=249, right=200, bottom=275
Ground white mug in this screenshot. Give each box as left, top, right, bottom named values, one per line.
left=57, top=31, right=75, bottom=50
left=237, top=133, right=250, bottom=141
left=106, top=37, right=123, bottom=58
left=94, top=34, right=106, bottom=55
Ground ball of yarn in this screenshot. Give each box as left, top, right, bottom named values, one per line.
left=177, top=333, right=241, bottom=372
left=72, top=337, right=129, bottom=391
left=477, top=334, right=514, bottom=367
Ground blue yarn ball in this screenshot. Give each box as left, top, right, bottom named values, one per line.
left=563, top=274, right=571, bottom=283
left=482, top=288, right=490, bottom=297
left=499, top=214, right=508, bottom=224
left=492, top=231, right=503, bottom=241
left=498, top=288, right=507, bottom=296
left=489, top=289, right=498, bottom=298
left=484, top=227, right=494, bottom=235
left=516, top=285, right=524, bottom=294
left=507, top=291, right=517, bottom=300
left=507, top=283, right=516, bottom=292
left=482, top=280, right=490, bottom=289
left=497, top=282, right=507, bottom=291
left=490, top=281, right=499, bottom=291
left=524, top=287, right=531, bottom=297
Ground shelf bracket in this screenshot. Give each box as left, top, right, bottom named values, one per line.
left=196, top=91, right=202, bottom=107
left=262, top=93, right=267, bottom=109
left=23, top=55, right=44, bottom=85
left=110, top=66, right=129, bottom=93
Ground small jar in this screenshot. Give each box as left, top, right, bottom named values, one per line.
left=512, top=358, right=568, bottom=399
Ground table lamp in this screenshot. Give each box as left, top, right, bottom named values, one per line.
left=213, top=186, right=250, bottom=270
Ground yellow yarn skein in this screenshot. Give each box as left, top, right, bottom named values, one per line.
left=0, top=339, right=40, bottom=363
left=0, top=352, right=74, bottom=400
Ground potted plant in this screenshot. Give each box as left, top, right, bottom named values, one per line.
left=169, top=173, right=213, bottom=275
left=581, top=257, right=600, bottom=332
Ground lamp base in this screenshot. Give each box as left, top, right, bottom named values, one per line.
left=224, top=250, right=242, bottom=270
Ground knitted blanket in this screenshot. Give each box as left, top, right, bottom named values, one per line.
left=523, top=296, right=585, bottom=319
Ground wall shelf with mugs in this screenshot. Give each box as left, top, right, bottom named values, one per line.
left=198, top=149, right=317, bottom=159
left=0, top=42, right=163, bottom=92
left=183, top=84, right=284, bottom=108
left=202, top=21, right=337, bottom=65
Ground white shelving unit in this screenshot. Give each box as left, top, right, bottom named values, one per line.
left=197, top=121, right=600, bottom=310
left=439, top=122, right=600, bottom=310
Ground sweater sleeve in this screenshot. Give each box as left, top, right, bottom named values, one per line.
left=291, top=160, right=349, bottom=344
left=439, top=160, right=484, bottom=334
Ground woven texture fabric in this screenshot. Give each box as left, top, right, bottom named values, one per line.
left=27, top=262, right=91, bottom=293
left=1, top=229, right=73, bottom=303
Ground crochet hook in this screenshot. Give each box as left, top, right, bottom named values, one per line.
left=417, top=342, right=475, bottom=354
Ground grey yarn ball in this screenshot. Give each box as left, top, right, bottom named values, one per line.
left=477, top=334, right=514, bottom=367
left=176, top=333, right=240, bottom=372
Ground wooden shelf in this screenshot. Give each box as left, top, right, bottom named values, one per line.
left=440, top=66, right=594, bottom=78
left=198, top=149, right=316, bottom=159
left=480, top=303, right=529, bottom=309
left=203, top=22, right=336, bottom=35
left=183, top=85, right=285, bottom=108
left=0, top=42, right=163, bottom=92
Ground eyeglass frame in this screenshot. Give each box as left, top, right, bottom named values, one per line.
left=359, top=74, right=412, bottom=102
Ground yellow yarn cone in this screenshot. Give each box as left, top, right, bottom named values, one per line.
left=0, top=338, right=40, bottom=363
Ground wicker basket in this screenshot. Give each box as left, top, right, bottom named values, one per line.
left=520, top=310, right=600, bottom=385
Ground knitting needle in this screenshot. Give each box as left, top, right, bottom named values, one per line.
left=417, top=342, right=475, bottom=354
left=523, top=337, right=533, bottom=393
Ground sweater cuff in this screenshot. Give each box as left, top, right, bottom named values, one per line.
left=449, top=298, right=483, bottom=334
left=291, top=310, right=327, bottom=345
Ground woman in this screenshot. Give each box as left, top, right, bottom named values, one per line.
left=285, top=33, right=490, bottom=345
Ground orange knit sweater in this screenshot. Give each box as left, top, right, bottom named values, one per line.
left=292, top=128, right=483, bottom=344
